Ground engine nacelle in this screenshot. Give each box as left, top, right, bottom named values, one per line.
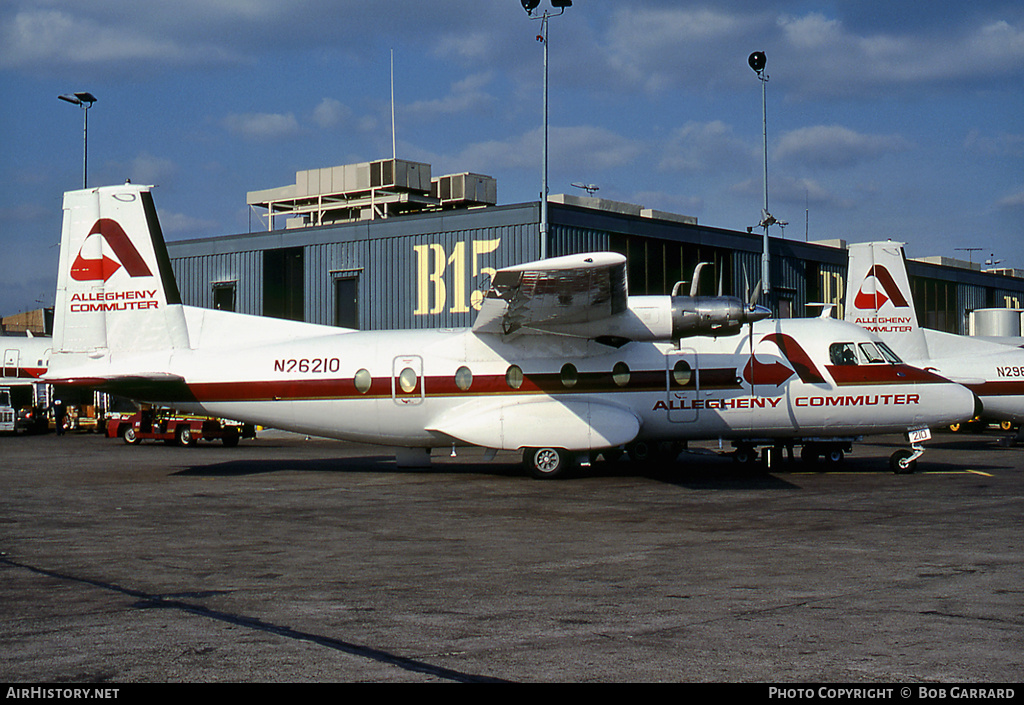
left=530, top=295, right=771, bottom=345
left=671, top=295, right=771, bottom=338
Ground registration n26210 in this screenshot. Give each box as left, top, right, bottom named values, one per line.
left=274, top=358, right=341, bottom=374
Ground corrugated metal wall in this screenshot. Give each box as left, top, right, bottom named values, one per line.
left=168, top=202, right=1024, bottom=334
left=172, top=250, right=263, bottom=315
left=169, top=205, right=542, bottom=331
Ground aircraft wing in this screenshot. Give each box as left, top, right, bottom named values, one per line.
left=472, top=252, right=628, bottom=336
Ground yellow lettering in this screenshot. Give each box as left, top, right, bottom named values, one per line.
left=413, top=244, right=446, bottom=315
left=414, top=238, right=502, bottom=316
left=471, top=238, right=501, bottom=311
left=447, top=241, right=469, bottom=313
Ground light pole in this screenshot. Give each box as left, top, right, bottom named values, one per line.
left=58, top=92, right=97, bottom=189
left=748, top=52, right=771, bottom=304
left=522, top=0, right=572, bottom=260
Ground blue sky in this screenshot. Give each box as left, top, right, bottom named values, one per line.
left=2, top=1, right=1022, bottom=316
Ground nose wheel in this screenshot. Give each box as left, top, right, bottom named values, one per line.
left=892, top=427, right=931, bottom=474
left=889, top=445, right=924, bottom=474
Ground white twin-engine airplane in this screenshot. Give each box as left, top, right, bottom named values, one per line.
left=45, top=184, right=978, bottom=477
left=846, top=240, right=1024, bottom=431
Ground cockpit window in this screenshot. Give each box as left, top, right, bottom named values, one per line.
left=858, top=342, right=886, bottom=363
left=876, top=342, right=902, bottom=364
left=829, top=342, right=858, bottom=366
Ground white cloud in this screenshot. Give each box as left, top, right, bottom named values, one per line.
left=457, top=126, right=643, bottom=175
left=732, top=175, right=854, bottom=211
left=222, top=112, right=301, bottom=141
left=0, top=7, right=240, bottom=70
left=775, top=125, right=911, bottom=168
left=996, top=189, right=1024, bottom=210
left=603, top=7, right=769, bottom=92
left=405, top=73, right=496, bottom=120
left=778, top=13, right=1024, bottom=94
left=658, top=121, right=757, bottom=174
left=311, top=98, right=352, bottom=129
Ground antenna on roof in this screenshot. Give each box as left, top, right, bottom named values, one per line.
left=571, top=182, right=599, bottom=196
left=390, top=48, right=396, bottom=159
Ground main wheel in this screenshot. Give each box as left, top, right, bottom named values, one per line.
left=221, top=427, right=240, bottom=447
left=800, top=444, right=820, bottom=464
left=523, top=447, right=573, bottom=480
left=733, top=446, right=758, bottom=465
left=824, top=446, right=845, bottom=464
left=889, top=449, right=917, bottom=474
left=123, top=427, right=140, bottom=445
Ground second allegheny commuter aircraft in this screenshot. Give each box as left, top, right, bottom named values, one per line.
left=44, top=184, right=978, bottom=477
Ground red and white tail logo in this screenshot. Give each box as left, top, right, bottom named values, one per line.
left=70, top=219, right=153, bottom=282
left=854, top=264, right=910, bottom=311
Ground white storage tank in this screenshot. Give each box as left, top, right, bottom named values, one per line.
left=970, top=308, right=1022, bottom=337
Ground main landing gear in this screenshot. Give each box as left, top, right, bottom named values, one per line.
left=731, top=439, right=853, bottom=468
left=731, top=431, right=930, bottom=474
left=522, top=447, right=575, bottom=480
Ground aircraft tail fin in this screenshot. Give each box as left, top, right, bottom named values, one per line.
left=53, top=185, right=190, bottom=359
left=844, top=241, right=929, bottom=361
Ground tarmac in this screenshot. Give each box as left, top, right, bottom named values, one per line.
left=1, top=428, right=1021, bottom=684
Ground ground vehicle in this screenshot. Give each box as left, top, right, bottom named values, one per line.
left=106, top=408, right=256, bottom=447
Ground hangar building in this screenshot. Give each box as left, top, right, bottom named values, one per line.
left=164, top=157, right=1024, bottom=337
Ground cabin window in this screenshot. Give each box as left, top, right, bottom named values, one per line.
left=858, top=342, right=886, bottom=363
left=672, top=359, right=692, bottom=386
left=612, top=362, right=630, bottom=387
left=560, top=363, right=578, bottom=388
left=829, top=343, right=858, bottom=365
left=354, top=369, right=372, bottom=394
left=506, top=365, right=524, bottom=389
left=454, top=366, right=473, bottom=391
left=398, top=367, right=418, bottom=393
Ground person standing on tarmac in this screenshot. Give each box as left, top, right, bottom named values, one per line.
left=51, top=399, right=66, bottom=436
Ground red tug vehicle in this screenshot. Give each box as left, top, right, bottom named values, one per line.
left=107, top=407, right=256, bottom=447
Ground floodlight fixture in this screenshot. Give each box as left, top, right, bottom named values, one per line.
left=748, top=51, right=766, bottom=74
left=521, top=0, right=540, bottom=15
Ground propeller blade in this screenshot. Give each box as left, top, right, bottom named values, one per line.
left=689, top=262, right=710, bottom=298
left=749, top=279, right=762, bottom=306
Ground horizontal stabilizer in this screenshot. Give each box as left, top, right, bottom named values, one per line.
left=47, top=371, right=192, bottom=402
left=427, top=397, right=641, bottom=451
